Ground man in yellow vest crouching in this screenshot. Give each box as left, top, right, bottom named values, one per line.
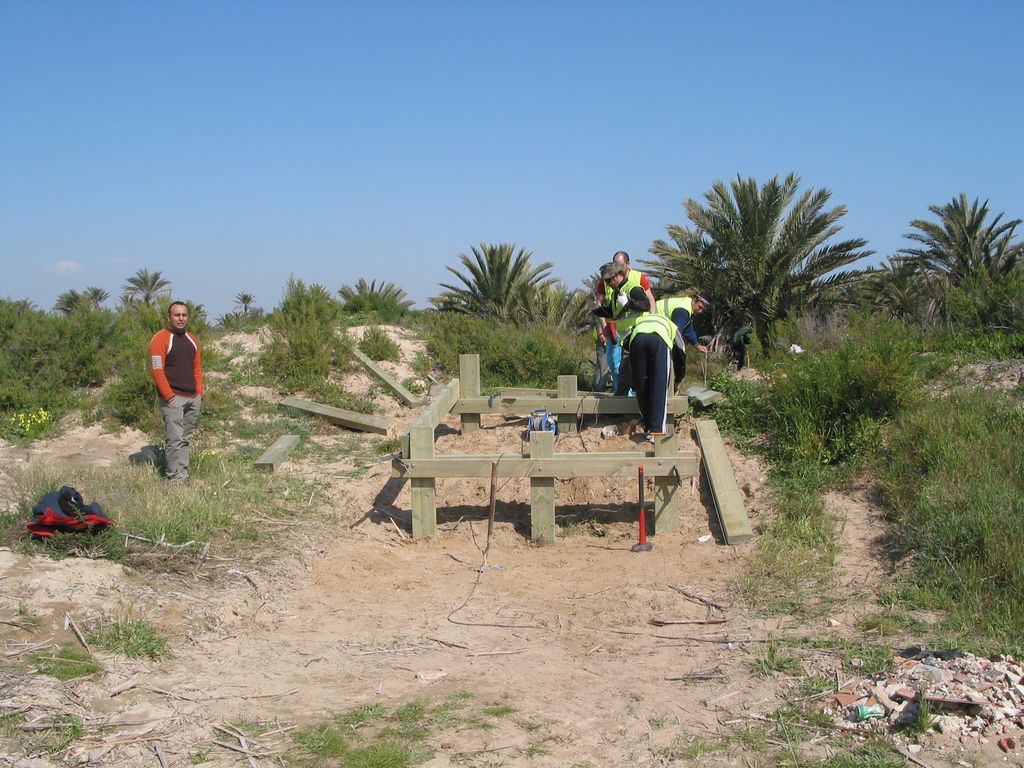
left=655, top=293, right=711, bottom=394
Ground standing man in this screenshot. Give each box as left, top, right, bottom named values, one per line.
left=593, top=252, right=656, bottom=394
left=655, top=293, right=711, bottom=393
left=150, top=301, right=203, bottom=482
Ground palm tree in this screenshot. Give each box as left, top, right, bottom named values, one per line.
left=122, top=269, right=171, bottom=305
left=234, top=292, right=256, bottom=316
left=899, top=193, right=1023, bottom=287
left=54, top=289, right=85, bottom=315
left=857, top=257, right=934, bottom=323
left=82, top=286, right=109, bottom=309
left=528, top=284, right=591, bottom=332
left=645, top=173, right=872, bottom=352
left=338, top=278, right=413, bottom=308
left=432, top=243, right=557, bottom=322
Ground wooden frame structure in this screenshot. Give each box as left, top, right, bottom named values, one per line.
left=393, top=354, right=699, bottom=543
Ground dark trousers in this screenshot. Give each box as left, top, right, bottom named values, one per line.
left=629, top=334, right=672, bottom=433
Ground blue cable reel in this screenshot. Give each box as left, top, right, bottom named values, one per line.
left=527, top=408, right=558, bottom=435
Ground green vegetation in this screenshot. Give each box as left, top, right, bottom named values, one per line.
left=878, top=391, right=1024, bottom=653
left=86, top=613, right=170, bottom=659
left=1, top=457, right=312, bottom=562
left=647, top=173, right=872, bottom=352
left=421, top=312, right=590, bottom=390
left=339, top=278, right=414, bottom=323
left=260, top=277, right=351, bottom=391
left=30, top=645, right=101, bottom=680
left=750, top=638, right=803, bottom=677
left=359, top=325, right=401, bottom=362
left=285, top=692, right=541, bottom=767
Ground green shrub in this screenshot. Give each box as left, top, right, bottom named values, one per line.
left=422, top=312, right=590, bottom=389
left=943, top=270, right=1024, bottom=334
left=765, top=317, right=918, bottom=465
left=340, top=294, right=413, bottom=324
left=359, top=325, right=401, bottom=362
left=877, top=390, right=1024, bottom=653
left=259, top=278, right=351, bottom=391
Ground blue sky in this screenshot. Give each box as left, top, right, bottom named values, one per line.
left=2, top=1, right=1021, bottom=318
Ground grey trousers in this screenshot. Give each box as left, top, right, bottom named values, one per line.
left=160, top=395, right=201, bottom=481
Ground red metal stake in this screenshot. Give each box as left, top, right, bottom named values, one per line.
left=632, top=465, right=652, bottom=552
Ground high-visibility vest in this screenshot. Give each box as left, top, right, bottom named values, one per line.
left=604, top=270, right=645, bottom=331
left=625, top=313, right=676, bottom=348
left=656, top=296, right=695, bottom=348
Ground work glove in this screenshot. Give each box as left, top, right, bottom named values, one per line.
left=615, top=292, right=629, bottom=308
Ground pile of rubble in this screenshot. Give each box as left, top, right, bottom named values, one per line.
left=826, top=647, right=1024, bottom=748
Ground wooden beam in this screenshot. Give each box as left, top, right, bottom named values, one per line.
left=351, top=348, right=424, bottom=407
left=451, top=396, right=690, bottom=416
left=685, top=386, right=726, bottom=407
left=694, top=419, right=753, bottom=544
left=409, top=379, right=460, bottom=431
left=402, top=378, right=460, bottom=459
left=392, top=451, right=698, bottom=479
left=254, top=435, right=300, bottom=472
left=492, top=387, right=558, bottom=397
left=529, top=431, right=555, bottom=545
left=459, top=354, right=481, bottom=433
left=653, top=433, right=679, bottom=533
left=279, top=396, right=390, bottom=435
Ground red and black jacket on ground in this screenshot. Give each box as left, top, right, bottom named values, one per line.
left=27, top=486, right=115, bottom=537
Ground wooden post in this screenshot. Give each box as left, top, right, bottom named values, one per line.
left=459, top=354, right=481, bottom=433
left=410, top=425, right=436, bottom=539
left=529, top=430, right=556, bottom=545
left=653, top=433, right=679, bottom=533
left=556, top=375, right=578, bottom=434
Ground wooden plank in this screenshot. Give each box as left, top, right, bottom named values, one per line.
left=392, top=451, right=698, bottom=479
left=694, top=419, right=753, bottom=544
left=685, top=386, right=726, bottom=407
left=451, top=396, right=690, bottom=416
left=492, top=387, right=558, bottom=397
left=410, top=425, right=436, bottom=539
left=556, top=375, right=578, bottom=434
left=653, top=433, right=679, bottom=533
left=459, top=354, right=481, bottom=433
left=351, top=347, right=424, bottom=407
left=254, top=434, right=300, bottom=472
left=529, top=431, right=556, bottom=545
left=279, top=396, right=391, bottom=435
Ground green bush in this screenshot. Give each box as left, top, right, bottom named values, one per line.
left=943, top=270, right=1024, bottom=334
left=259, top=278, right=351, bottom=391
left=90, top=305, right=168, bottom=431
left=340, top=294, right=413, bottom=324
left=877, top=391, right=1024, bottom=652
left=765, top=317, right=918, bottom=465
left=0, top=301, right=157, bottom=436
left=421, top=312, right=590, bottom=389
left=359, top=325, right=401, bottom=362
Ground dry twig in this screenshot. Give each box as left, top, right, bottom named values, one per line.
left=64, top=613, right=92, bottom=655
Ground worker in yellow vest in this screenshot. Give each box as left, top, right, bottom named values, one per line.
left=592, top=259, right=654, bottom=395
left=593, top=252, right=656, bottom=395
left=620, top=313, right=679, bottom=437
left=655, top=294, right=711, bottom=394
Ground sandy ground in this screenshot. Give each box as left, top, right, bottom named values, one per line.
left=1, top=331, right=1018, bottom=767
